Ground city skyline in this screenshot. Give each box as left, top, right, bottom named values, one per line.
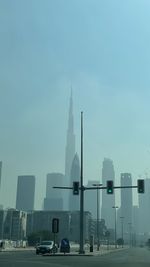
left=1, top=0, right=150, bottom=210
left=0, top=88, right=148, bottom=209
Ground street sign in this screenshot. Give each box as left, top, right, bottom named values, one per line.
left=52, top=218, right=59, bottom=233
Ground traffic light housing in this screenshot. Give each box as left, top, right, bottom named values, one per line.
left=137, top=179, right=144, bottom=193
left=52, top=218, right=59, bottom=233
left=107, top=180, right=114, bottom=194
left=73, top=181, right=79, bottom=195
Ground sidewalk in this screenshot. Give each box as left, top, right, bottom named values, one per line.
left=89, top=245, right=128, bottom=256
left=0, top=245, right=128, bottom=256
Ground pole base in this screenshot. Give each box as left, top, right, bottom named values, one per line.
left=79, top=250, right=85, bottom=254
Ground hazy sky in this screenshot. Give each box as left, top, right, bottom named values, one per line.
left=1, top=0, right=150, bottom=209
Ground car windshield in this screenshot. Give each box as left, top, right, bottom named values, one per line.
left=40, top=241, right=52, bottom=246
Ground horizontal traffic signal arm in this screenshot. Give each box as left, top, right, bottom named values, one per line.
left=53, top=186, right=73, bottom=189
left=84, top=185, right=138, bottom=190
left=53, top=185, right=142, bottom=190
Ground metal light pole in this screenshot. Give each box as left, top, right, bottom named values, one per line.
left=79, top=111, right=85, bottom=254
left=128, top=223, right=132, bottom=247
left=120, top=216, right=124, bottom=248
left=112, top=206, right=118, bottom=248
left=93, top=183, right=102, bottom=251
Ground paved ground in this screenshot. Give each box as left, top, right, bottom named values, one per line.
left=0, top=247, right=150, bottom=267
left=0, top=244, right=126, bottom=255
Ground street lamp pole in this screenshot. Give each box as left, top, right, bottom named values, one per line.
left=128, top=223, right=132, bottom=247
left=79, top=111, right=85, bottom=254
left=112, top=206, right=118, bottom=249
left=93, top=183, right=102, bottom=251
left=120, top=216, right=124, bottom=248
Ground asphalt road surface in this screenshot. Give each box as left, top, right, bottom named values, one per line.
left=0, top=247, right=150, bottom=267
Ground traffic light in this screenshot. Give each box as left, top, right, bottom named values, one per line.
left=137, top=179, right=144, bottom=193
left=52, top=218, right=59, bottom=233
left=107, top=180, right=114, bottom=194
left=73, top=181, right=79, bottom=195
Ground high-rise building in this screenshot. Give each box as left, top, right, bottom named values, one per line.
left=138, top=178, right=150, bottom=235
left=69, top=153, right=80, bottom=211
left=64, top=91, right=75, bottom=210
left=101, top=158, right=115, bottom=229
left=16, top=176, right=35, bottom=211
left=44, top=173, right=64, bottom=211
left=120, top=173, right=133, bottom=242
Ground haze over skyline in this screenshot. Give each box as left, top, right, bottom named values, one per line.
left=1, top=0, right=150, bottom=208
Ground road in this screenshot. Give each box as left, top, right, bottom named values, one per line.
left=0, top=247, right=150, bottom=267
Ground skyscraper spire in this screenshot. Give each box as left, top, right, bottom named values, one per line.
left=68, top=88, right=74, bottom=135
left=65, top=90, right=75, bottom=179
left=64, top=90, right=75, bottom=210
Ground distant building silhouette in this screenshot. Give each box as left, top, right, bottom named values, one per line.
left=84, top=180, right=101, bottom=219
left=138, top=178, right=150, bottom=236
left=64, top=91, right=75, bottom=210
left=101, top=158, right=115, bottom=229
left=69, top=153, right=80, bottom=211
left=120, top=173, right=133, bottom=241
left=44, top=173, right=64, bottom=211
left=16, top=175, right=35, bottom=211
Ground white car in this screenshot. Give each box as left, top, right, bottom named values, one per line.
left=36, top=240, right=58, bottom=255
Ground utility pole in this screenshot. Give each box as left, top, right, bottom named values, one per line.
left=128, top=223, right=132, bottom=247
left=79, top=111, right=85, bottom=254
left=93, top=183, right=102, bottom=251
left=120, top=216, right=124, bottom=248
left=112, top=206, right=118, bottom=248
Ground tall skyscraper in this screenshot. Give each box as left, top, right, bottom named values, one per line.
left=16, top=175, right=35, bottom=211
left=69, top=153, right=80, bottom=211
left=64, top=91, right=75, bottom=210
left=44, top=173, right=64, bottom=211
left=120, top=173, right=133, bottom=241
left=101, top=158, right=115, bottom=229
left=138, top=178, right=150, bottom=235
